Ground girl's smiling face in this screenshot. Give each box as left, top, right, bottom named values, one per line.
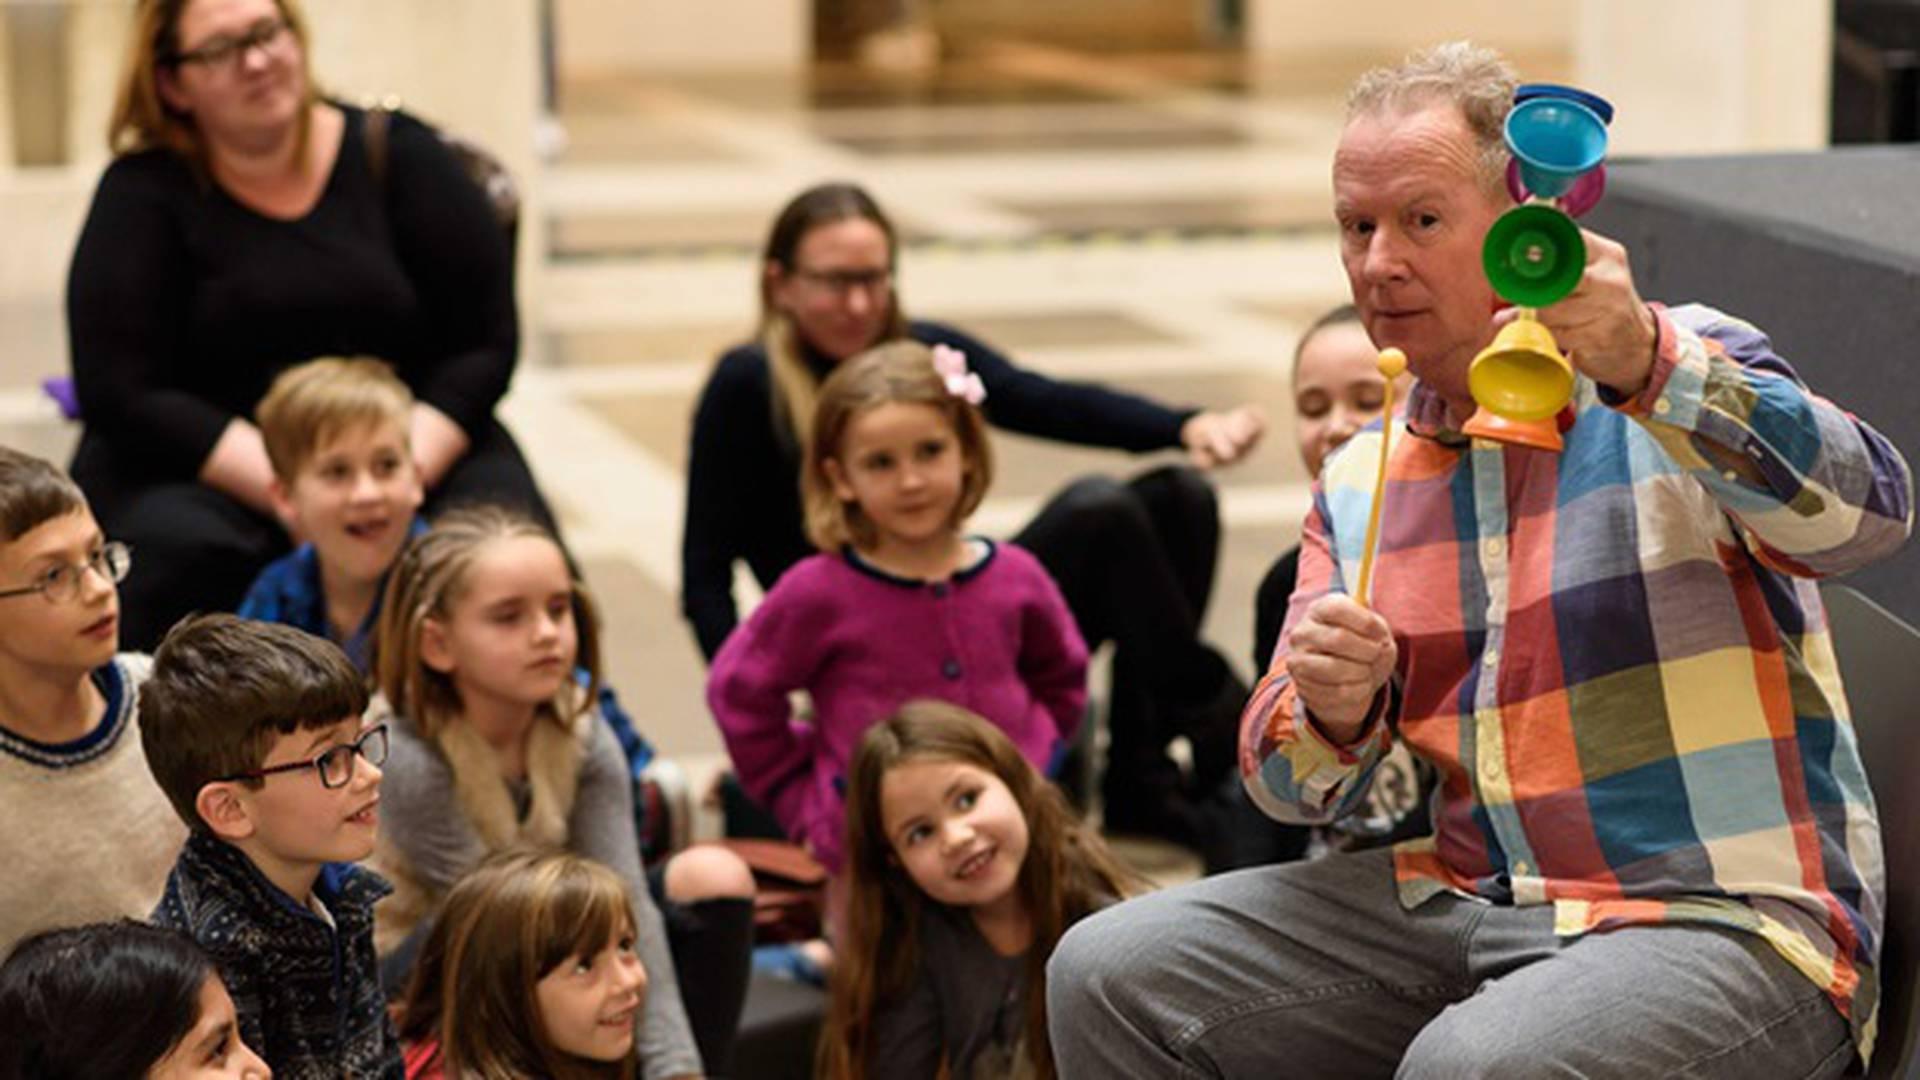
left=880, top=758, right=1030, bottom=912
left=534, top=928, right=648, bottom=1064
left=823, top=402, right=968, bottom=553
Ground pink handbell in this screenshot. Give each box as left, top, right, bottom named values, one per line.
left=930, top=344, right=986, bottom=406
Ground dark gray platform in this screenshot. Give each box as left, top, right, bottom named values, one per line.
left=1584, top=148, right=1920, bottom=625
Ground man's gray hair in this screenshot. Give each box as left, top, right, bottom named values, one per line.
left=1347, top=41, right=1519, bottom=199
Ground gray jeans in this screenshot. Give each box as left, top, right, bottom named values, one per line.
left=1047, top=849, right=1853, bottom=1079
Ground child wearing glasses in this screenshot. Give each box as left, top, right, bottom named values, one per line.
left=141, top=613, right=403, bottom=1079
left=0, top=447, right=183, bottom=952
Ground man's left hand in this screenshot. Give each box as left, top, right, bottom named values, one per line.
left=1497, top=227, right=1658, bottom=400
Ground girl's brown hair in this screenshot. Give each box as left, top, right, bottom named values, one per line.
left=398, top=849, right=640, bottom=1080
left=109, top=0, right=317, bottom=165
left=371, top=504, right=601, bottom=739
left=756, top=182, right=910, bottom=452
left=801, top=341, right=993, bottom=552
left=819, top=700, right=1143, bottom=1080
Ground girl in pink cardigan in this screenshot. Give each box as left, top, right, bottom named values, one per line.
left=708, top=341, right=1088, bottom=875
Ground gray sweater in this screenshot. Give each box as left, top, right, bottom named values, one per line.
left=370, top=700, right=701, bottom=1079
left=871, top=903, right=1037, bottom=1080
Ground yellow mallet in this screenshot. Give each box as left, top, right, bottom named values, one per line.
left=1353, top=347, right=1406, bottom=609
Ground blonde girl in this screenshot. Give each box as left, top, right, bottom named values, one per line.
left=370, top=505, right=753, bottom=1078
left=398, top=850, right=648, bottom=1080
left=708, top=342, right=1089, bottom=875
left=820, top=700, right=1141, bottom=1079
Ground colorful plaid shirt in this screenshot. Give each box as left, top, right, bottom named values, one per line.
left=1242, top=303, right=1913, bottom=1061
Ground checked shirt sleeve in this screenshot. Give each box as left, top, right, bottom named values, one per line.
left=1614, top=304, right=1913, bottom=577
left=1238, top=489, right=1396, bottom=825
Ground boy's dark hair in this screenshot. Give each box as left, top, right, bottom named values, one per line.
left=140, top=613, right=369, bottom=829
left=0, top=446, right=88, bottom=543
left=0, top=920, right=214, bottom=1079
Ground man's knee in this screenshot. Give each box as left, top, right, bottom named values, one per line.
left=1047, top=902, right=1141, bottom=1017
left=1397, top=1007, right=1524, bottom=1080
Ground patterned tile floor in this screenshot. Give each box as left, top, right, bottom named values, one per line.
left=4, top=40, right=1576, bottom=870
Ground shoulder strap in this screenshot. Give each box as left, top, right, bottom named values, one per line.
left=362, top=103, right=391, bottom=191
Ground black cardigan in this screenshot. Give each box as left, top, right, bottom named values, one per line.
left=65, top=104, right=516, bottom=485
left=681, top=319, right=1196, bottom=661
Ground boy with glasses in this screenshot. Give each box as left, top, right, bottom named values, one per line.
left=0, top=447, right=184, bottom=950
left=143, top=613, right=402, bottom=1079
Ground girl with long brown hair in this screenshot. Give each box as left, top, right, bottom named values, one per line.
left=819, top=700, right=1143, bottom=1080
left=397, top=850, right=647, bottom=1080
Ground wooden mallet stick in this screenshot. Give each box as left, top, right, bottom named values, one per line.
left=1353, top=348, right=1407, bottom=609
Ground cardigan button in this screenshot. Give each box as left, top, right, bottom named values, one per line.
left=942, top=659, right=962, bottom=680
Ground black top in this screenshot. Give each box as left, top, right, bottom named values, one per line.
left=1253, top=544, right=1300, bottom=674
left=682, top=320, right=1195, bottom=661
left=66, top=104, right=516, bottom=483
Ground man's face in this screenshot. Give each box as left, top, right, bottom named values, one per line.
left=1333, top=102, right=1509, bottom=406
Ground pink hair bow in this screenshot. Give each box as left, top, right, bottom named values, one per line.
left=931, top=344, right=986, bottom=406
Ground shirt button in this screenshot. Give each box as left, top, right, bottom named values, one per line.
left=1482, top=649, right=1499, bottom=668
left=1482, top=755, right=1503, bottom=783
left=942, top=659, right=962, bottom=680
left=1483, top=537, right=1504, bottom=559
left=1514, top=860, right=1532, bottom=876
left=1653, top=397, right=1672, bottom=415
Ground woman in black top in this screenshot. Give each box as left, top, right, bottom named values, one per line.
left=66, top=0, right=552, bottom=649
left=685, top=182, right=1267, bottom=841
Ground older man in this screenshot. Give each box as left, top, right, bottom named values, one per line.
left=1048, top=42, right=1913, bottom=1079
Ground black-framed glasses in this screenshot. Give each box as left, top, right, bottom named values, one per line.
left=794, top=267, right=893, bottom=295
left=0, top=541, right=132, bottom=604
left=168, top=15, right=290, bottom=71
left=219, top=724, right=389, bottom=790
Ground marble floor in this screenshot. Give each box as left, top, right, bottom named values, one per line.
left=4, top=40, right=1575, bottom=866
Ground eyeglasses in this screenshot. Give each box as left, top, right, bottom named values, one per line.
left=168, top=16, right=290, bottom=72
left=793, top=267, right=893, bottom=295
left=218, top=724, right=389, bottom=790
left=0, top=542, right=132, bottom=604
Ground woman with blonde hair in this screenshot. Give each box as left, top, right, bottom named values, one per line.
left=66, top=0, right=552, bottom=650
left=398, top=850, right=649, bottom=1080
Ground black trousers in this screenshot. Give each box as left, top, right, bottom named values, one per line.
left=73, top=420, right=558, bottom=652
left=1013, top=465, right=1244, bottom=822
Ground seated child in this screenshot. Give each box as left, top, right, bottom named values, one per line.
left=141, top=613, right=402, bottom=1078
left=819, top=700, right=1141, bottom=1079
left=240, top=356, right=425, bottom=669
left=0, top=447, right=184, bottom=951
left=369, top=505, right=750, bottom=1077
left=398, top=849, right=650, bottom=1080
left=708, top=341, right=1088, bottom=877
left=0, top=918, right=270, bottom=1078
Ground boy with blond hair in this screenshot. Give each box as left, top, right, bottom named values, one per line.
left=144, top=613, right=402, bottom=1078
left=239, top=356, right=424, bottom=669
left=0, top=447, right=184, bottom=950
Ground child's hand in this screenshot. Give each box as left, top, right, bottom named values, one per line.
left=1182, top=405, right=1267, bottom=468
